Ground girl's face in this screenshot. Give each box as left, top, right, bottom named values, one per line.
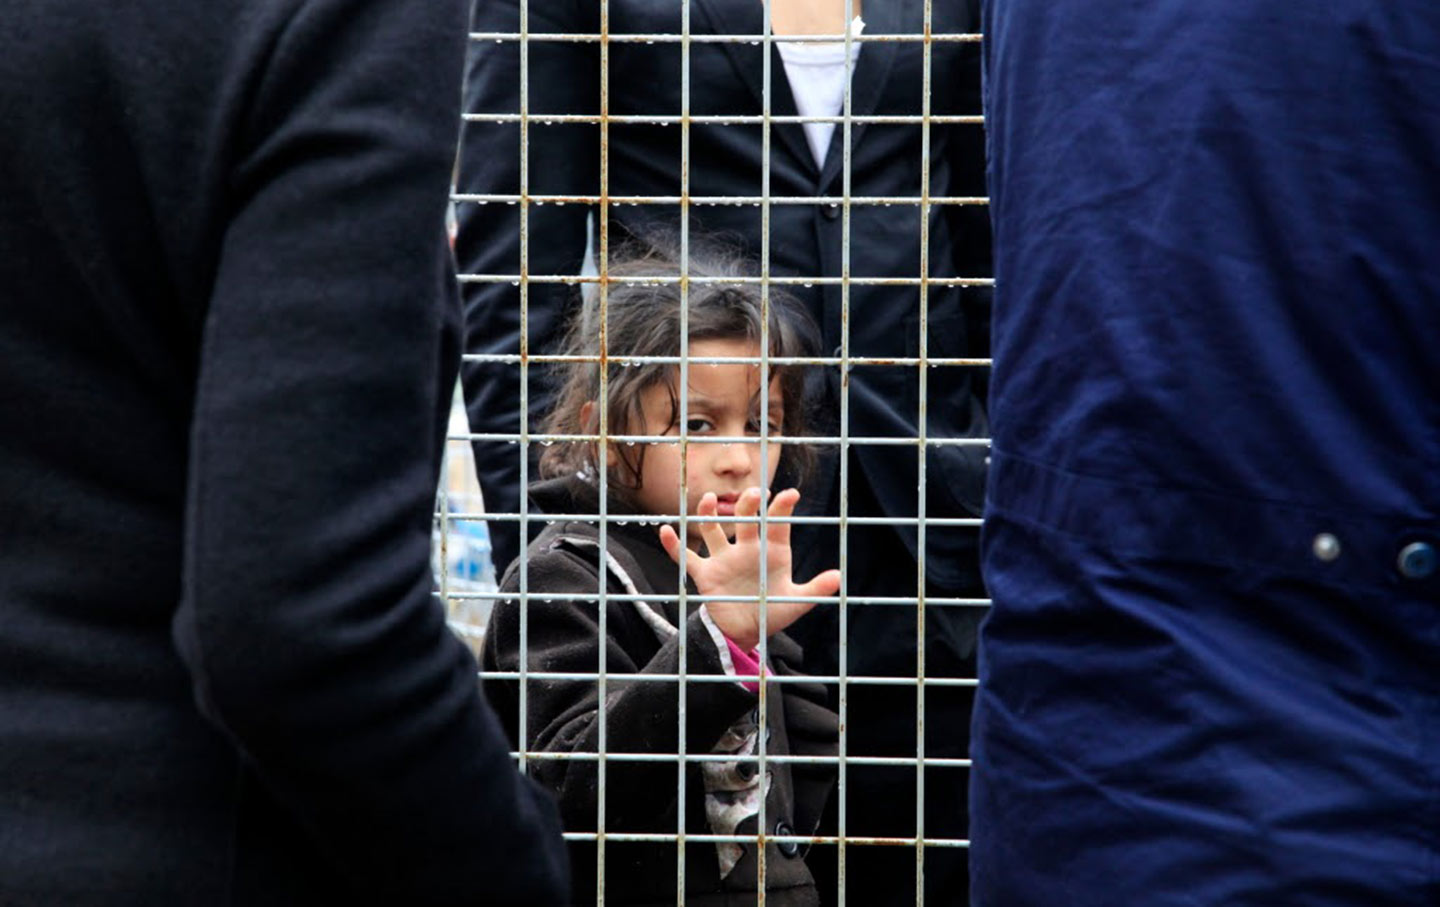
left=628, top=338, right=783, bottom=544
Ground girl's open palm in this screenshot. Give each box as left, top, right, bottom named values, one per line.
left=658, top=487, right=842, bottom=651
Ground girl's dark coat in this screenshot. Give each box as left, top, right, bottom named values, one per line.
left=483, top=478, right=838, bottom=906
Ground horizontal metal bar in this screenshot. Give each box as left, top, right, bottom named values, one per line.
left=451, top=592, right=989, bottom=607
left=507, top=751, right=972, bottom=768
left=442, top=512, right=982, bottom=531
left=459, top=353, right=989, bottom=367
left=444, top=516, right=983, bottom=533
left=453, top=592, right=986, bottom=608
left=447, top=592, right=983, bottom=609
left=453, top=193, right=988, bottom=207
left=457, top=433, right=988, bottom=450
left=458, top=274, right=992, bottom=289
left=464, top=113, right=982, bottom=126
left=472, top=670, right=978, bottom=686
left=471, top=31, right=981, bottom=45
left=559, top=832, right=968, bottom=847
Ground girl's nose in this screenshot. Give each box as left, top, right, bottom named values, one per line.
left=713, top=440, right=757, bottom=477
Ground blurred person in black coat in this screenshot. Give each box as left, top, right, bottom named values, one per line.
left=0, top=0, right=567, bottom=903
left=456, top=0, right=990, bottom=900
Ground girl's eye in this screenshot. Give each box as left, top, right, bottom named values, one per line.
left=746, top=418, right=784, bottom=435
left=683, top=418, right=714, bottom=433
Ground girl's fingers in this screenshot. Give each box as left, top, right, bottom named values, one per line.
left=693, top=492, right=731, bottom=554
left=733, top=486, right=763, bottom=543
left=795, top=568, right=843, bottom=601
left=766, top=487, right=801, bottom=546
left=660, top=523, right=711, bottom=584
left=657, top=524, right=684, bottom=565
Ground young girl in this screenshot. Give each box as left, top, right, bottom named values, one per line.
left=481, top=242, right=841, bottom=906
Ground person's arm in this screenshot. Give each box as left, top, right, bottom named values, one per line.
left=484, top=547, right=756, bottom=833
left=456, top=0, right=599, bottom=573
left=170, top=0, right=565, bottom=900
left=947, top=0, right=994, bottom=394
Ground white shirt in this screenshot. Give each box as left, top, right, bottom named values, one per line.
left=775, top=17, right=866, bottom=169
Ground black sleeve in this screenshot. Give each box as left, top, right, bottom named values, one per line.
left=949, top=0, right=994, bottom=382
left=170, top=0, right=567, bottom=901
left=483, top=548, right=756, bottom=834
left=456, top=0, right=600, bottom=573
left=771, top=650, right=839, bottom=843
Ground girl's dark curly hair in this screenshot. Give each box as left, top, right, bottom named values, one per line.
left=539, top=236, right=821, bottom=501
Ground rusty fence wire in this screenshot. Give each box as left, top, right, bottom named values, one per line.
left=439, top=2, right=992, bottom=903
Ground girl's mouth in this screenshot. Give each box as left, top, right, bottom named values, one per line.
left=714, top=493, right=739, bottom=516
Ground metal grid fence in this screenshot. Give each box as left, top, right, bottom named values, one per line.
left=440, top=2, right=992, bottom=902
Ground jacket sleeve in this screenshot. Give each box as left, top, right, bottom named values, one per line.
left=949, top=0, right=994, bottom=390
left=771, top=646, right=839, bottom=841
left=484, top=547, right=758, bottom=834
left=170, top=0, right=567, bottom=901
left=455, top=0, right=599, bottom=573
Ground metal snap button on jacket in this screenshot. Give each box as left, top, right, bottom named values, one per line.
left=774, top=821, right=799, bottom=858
left=1396, top=541, right=1437, bottom=579
left=1312, top=533, right=1341, bottom=563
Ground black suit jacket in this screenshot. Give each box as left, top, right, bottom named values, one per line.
left=458, top=0, right=991, bottom=590
left=0, top=1, right=565, bottom=903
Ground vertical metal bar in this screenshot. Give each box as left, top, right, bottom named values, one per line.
left=836, top=4, right=857, bottom=903
left=437, top=441, right=451, bottom=618
left=596, top=4, right=612, bottom=902
left=516, top=0, right=532, bottom=780
left=914, top=1, right=936, bottom=901
left=756, top=2, right=774, bottom=901
left=676, top=1, right=693, bottom=901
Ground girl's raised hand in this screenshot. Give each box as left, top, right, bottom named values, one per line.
left=658, top=487, right=842, bottom=651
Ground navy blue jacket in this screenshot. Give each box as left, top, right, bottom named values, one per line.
left=0, top=0, right=566, bottom=903
left=974, top=2, right=1440, bottom=903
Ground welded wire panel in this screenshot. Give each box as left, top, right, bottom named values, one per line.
left=447, top=1, right=990, bottom=902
